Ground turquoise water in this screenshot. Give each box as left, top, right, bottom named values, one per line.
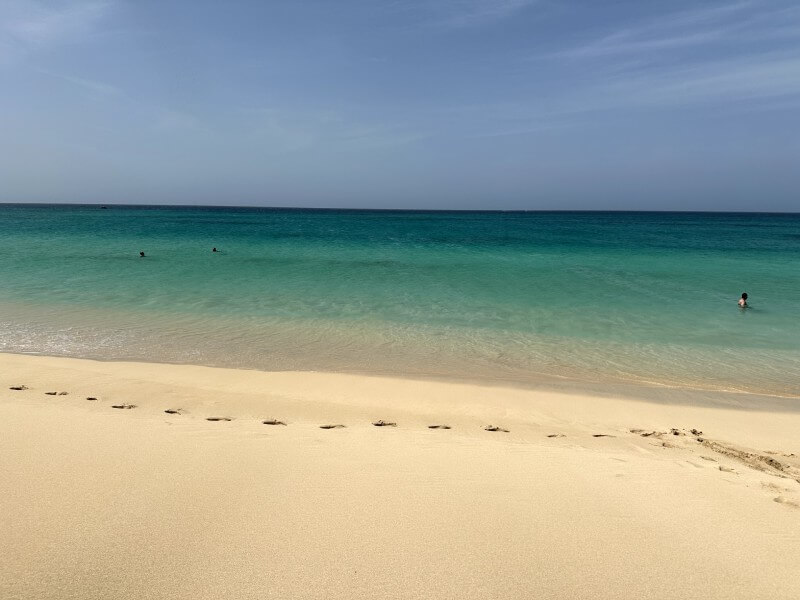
left=1, top=205, right=799, bottom=396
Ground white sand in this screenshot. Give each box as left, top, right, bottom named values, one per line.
left=1, top=353, right=799, bottom=600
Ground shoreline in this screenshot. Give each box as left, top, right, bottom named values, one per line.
left=2, top=352, right=799, bottom=599
left=3, top=294, right=799, bottom=402
left=6, top=350, right=800, bottom=412
left=5, top=348, right=800, bottom=407
left=2, top=352, right=799, bottom=441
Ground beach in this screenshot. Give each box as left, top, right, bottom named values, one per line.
left=2, top=352, right=799, bottom=599
left=5, top=0, right=800, bottom=596
left=2, top=206, right=799, bottom=599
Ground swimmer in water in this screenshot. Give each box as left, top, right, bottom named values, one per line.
left=212, top=247, right=217, bottom=252
left=738, top=292, right=748, bottom=308
left=140, top=251, right=145, bottom=258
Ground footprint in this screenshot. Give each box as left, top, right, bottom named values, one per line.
left=701, top=439, right=796, bottom=478
left=638, top=431, right=661, bottom=437
left=45, top=392, right=58, bottom=396
left=547, top=434, right=566, bottom=438
left=164, top=409, right=182, bottom=415
left=262, top=419, right=287, bottom=426
left=373, top=420, right=397, bottom=427
left=111, top=404, right=136, bottom=410
left=762, top=482, right=792, bottom=493
left=86, top=397, right=99, bottom=401
left=58, top=391, right=68, bottom=396
left=774, top=496, right=800, bottom=508
left=485, top=425, right=509, bottom=433
left=719, top=465, right=737, bottom=473
left=9, top=385, right=28, bottom=391
left=593, top=434, right=615, bottom=438
left=206, top=417, right=232, bottom=422
left=428, top=424, right=451, bottom=429
left=46, top=391, right=67, bottom=396
left=320, top=424, right=346, bottom=429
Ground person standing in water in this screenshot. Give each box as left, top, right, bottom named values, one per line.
left=139, top=251, right=146, bottom=258
left=738, top=292, right=748, bottom=308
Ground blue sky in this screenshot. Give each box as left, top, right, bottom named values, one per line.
left=1, top=0, right=798, bottom=210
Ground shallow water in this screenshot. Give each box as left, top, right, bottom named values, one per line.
left=1, top=205, right=798, bottom=396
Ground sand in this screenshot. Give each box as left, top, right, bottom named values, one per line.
left=1, top=353, right=799, bottom=600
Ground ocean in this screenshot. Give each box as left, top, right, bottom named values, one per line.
left=1, top=204, right=798, bottom=397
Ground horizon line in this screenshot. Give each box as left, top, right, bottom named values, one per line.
left=0, top=202, right=798, bottom=215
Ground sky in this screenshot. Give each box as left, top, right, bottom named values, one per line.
left=1, top=0, right=799, bottom=210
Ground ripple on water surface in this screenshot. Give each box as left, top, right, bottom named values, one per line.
left=1, top=206, right=799, bottom=397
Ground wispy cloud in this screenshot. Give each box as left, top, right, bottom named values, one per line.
left=443, top=50, right=800, bottom=139
left=438, top=0, right=536, bottom=28
left=386, top=0, right=537, bottom=30
left=501, top=0, right=800, bottom=126
left=0, top=0, right=114, bottom=61
left=556, top=1, right=800, bottom=60
left=37, top=69, right=122, bottom=96
left=593, top=53, right=800, bottom=109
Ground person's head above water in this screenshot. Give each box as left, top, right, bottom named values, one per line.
left=212, top=247, right=217, bottom=252
left=738, top=292, right=748, bottom=308
left=139, top=251, right=145, bottom=257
